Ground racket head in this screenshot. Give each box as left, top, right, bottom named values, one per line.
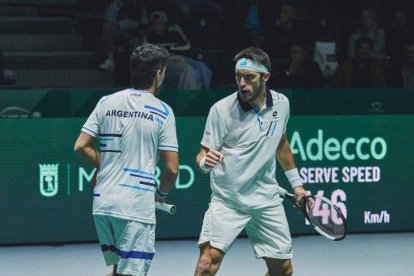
left=299, top=195, right=347, bottom=241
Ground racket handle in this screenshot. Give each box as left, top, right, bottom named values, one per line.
left=277, top=186, right=297, bottom=201
left=277, top=186, right=288, bottom=196
left=155, top=202, right=176, bottom=214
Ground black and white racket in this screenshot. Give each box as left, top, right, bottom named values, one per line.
left=155, top=202, right=176, bottom=214
left=279, top=187, right=347, bottom=241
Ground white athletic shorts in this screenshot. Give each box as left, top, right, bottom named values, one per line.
left=94, top=215, right=156, bottom=276
left=198, top=196, right=293, bottom=259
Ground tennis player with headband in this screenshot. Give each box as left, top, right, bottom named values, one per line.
left=193, top=47, right=307, bottom=276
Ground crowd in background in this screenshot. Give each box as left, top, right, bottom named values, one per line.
left=95, top=0, right=414, bottom=89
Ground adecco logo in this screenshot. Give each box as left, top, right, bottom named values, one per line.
left=291, top=130, right=387, bottom=161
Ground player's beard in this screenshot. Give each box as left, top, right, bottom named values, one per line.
left=239, top=79, right=266, bottom=104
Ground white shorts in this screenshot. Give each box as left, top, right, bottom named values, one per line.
left=94, top=215, right=156, bottom=276
left=198, top=196, right=293, bottom=259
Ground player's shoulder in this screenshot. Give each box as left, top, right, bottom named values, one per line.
left=158, top=99, right=175, bottom=116
left=211, top=91, right=238, bottom=113
left=97, top=89, right=129, bottom=105
left=110, top=88, right=130, bottom=97
left=269, top=90, right=290, bottom=110
left=143, top=93, right=175, bottom=118
left=269, top=89, right=289, bottom=103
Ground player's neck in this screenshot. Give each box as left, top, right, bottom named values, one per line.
left=250, top=89, right=267, bottom=110
left=147, top=86, right=156, bottom=95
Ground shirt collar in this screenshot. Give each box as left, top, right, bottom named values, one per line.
left=237, top=88, right=274, bottom=112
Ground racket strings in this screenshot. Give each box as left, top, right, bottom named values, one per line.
left=301, top=197, right=346, bottom=240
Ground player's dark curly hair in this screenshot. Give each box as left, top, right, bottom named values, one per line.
left=233, top=47, right=271, bottom=72
left=130, top=43, right=169, bottom=89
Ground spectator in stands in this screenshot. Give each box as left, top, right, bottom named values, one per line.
left=387, top=41, right=414, bottom=88
left=99, top=0, right=148, bottom=71
left=386, top=6, right=414, bottom=65
left=143, top=10, right=190, bottom=52
left=143, top=11, right=212, bottom=90
left=161, top=0, right=224, bottom=48
left=230, top=0, right=273, bottom=49
left=335, top=37, right=386, bottom=88
left=265, top=1, right=312, bottom=60
left=347, top=7, right=386, bottom=64
left=272, top=42, right=324, bottom=88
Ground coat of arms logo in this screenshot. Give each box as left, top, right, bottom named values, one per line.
left=39, top=164, right=59, bottom=197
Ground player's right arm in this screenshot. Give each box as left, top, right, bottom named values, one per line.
left=74, top=132, right=100, bottom=168
left=157, top=150, right=179, bottom=202
left=197, top=103, right=226, bottom=174
left=156, top=102, right=179, bottom=202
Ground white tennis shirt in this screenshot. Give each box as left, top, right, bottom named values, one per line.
left=201, top=89, right=289, bottom=208
left=81, top=88, right=178, bottom=224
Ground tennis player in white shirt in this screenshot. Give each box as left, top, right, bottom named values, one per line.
left=193, top=47, right=307, bottom=276
left=75, top=43, right=179, bottom=276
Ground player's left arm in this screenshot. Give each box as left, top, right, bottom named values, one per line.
left=276, top=134, right=306, bottom=199
left=74, top=132, right=100, bottom=168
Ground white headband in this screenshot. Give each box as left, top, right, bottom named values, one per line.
left=235, top=58, right=269, bottom=73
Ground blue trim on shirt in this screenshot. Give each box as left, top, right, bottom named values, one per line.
left=150, top=110, right=167, bottom=119
left=140, top=181, right=156, bottom=187
left=160, top=101, right=170, bottom=115
left=99, top=137, right=114, bottom=141
left=130, top=173, right=154, bottom=180
left=270, top=121, right=277, bottom=136
left=101, top=244, right=155, bottom=260
left=123, top=168, right=154, bottom=177
left=265, top=122, right=273, bottom=136
left=119, top=184, right=154, bottom=192
left=100, top=133, right=122, bottom=137
left=100, top=149, right=121, bottom=153
left=156, top=117, right=164, bottom=125
left=144, top=101, right=170, bottom=117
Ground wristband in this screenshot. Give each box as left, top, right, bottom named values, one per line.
left=156, top=187, right=168, bottom=199
left=285, top=168, right=302, bottom=189
left=199, top=156, right=212, bottom=174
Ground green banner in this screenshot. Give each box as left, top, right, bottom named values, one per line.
left=0, top=115, right=413, bottom=245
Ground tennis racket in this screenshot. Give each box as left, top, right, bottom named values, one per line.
left=278, top=187, right=347, bottom=241
left=155, top=202, right=176, bottom=214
